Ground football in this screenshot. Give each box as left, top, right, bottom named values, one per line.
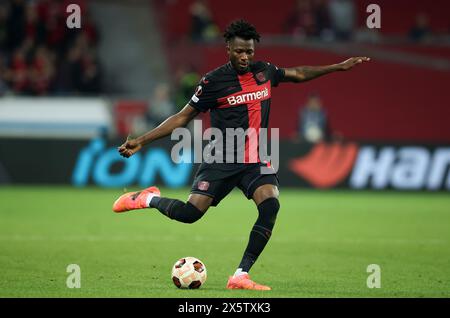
left=171, top=257, right=207, bottom=289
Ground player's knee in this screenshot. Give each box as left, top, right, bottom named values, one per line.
left=182, top=211, right=203, bottom=224
left=170, top=201, right=205, bottom=224
left=182, top=218, right=199, bottom=224
left=188, top=194, right=212, bottom=213
left=253, top=185, right=279, bottom=205
left=257, top=197, right=280, bottom=224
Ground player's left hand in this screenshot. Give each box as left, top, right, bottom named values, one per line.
left=338, top=57, right=371, bottom=71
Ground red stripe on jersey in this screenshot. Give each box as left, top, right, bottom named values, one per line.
left=245, top=102, right=261, bottom=163
left=237, top=73, right=263, bottom=164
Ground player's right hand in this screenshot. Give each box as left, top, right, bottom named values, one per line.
left=118, top=138, right=142, bottom=158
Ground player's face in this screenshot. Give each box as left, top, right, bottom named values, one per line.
left=227, top=37, right=255, bottom=73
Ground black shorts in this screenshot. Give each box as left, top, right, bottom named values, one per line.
left=190, top=163, right=279, bottom=206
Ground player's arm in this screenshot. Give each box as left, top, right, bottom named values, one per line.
left=282, top=57, right=370, bottom=83
left=118, top=104, right=199, bottom=158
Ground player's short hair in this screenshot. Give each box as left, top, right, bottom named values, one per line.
left=223, top=19, right=260, bottom=43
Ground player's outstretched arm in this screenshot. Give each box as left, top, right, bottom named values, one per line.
left=118, top=104, right=199, bottom=158
left=282, top=57, right=370, bottom=83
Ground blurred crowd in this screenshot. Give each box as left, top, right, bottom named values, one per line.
left=284, top=0, right=447, bottom=43
left=189, top=0, right=219, bottom=43
left=187, top=0, right=359, bottom=43
left=187, top=0, right=448, bottom=44
left=284, top=0, right=355, bottom=41
left=0, top=0, right=101, bottom=96
left=2, top=0, right=446, bottom=136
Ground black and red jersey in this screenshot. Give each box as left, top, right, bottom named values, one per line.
left=189, top=61, right=285, bottom=165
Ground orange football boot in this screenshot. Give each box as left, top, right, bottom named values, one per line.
left=112, top=186, right=160, bottom=213
left=226, top=274, right=271, bottom=291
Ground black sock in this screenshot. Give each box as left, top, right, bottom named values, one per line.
left=238, top=198, right=280, bottom=273
left=150, top=197, right=204, bottom=224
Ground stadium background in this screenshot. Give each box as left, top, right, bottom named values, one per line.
left=0, top=0, right=449, bottom=298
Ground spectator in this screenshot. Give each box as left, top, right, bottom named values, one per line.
left=79, top=12, right=99, bottom=46
left=284, top=0, right=317, bottom=39
left=0, top=55, right=11, bottom=95
left=78, top=49, right=101, bottom=95
left=328, top=0, right=355, bottom=41
left=6, top=0, right=26, bottom=50
left=9, top=46, right=29, bottom=94
left=284, top=0, right=332, bottom=40
left=299, top=93, right=330, bottom=143
left=0, top=3, right=8, bottom=51
left=409, top=14, right=432, bottom=43
left=55, top=43, right=82, bottom=94
left=24, top=2, right=46, bottom=47
left=60, top=39, right=101, bottom=95
left=175, top=66, right=201, bottom=110
left=29, top=45, right=55, bottom=95
left=147, top=83, right=176, bottom=129
left=189, top=0, right=219, bottom=42
left=44, top=1, right=66, bottom=53
left=312, top=0, right=332, bottom=39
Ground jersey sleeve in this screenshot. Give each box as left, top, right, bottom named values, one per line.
left=266, top=63, right=285, bottom=87
left=188, top=76, right=218, bottom=113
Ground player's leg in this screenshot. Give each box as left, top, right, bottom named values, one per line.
left=113, top=165, right=237, bottom=223
left=152, top=168, right=239, bottom=223
left=149, top=193, right=212, bottom=223
left=236, top=183, right=279, bottom=273
left=112, top=185, right=212, bottom=224
left=227, top=172, right=279, bottom=290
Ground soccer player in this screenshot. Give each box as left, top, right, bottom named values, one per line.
left=113, top=20, right=369, bottom=290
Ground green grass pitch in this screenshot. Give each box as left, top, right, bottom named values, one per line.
left=0, top=186, right=449, bottom=298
